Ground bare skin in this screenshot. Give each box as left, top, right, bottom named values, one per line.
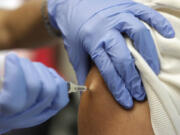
left=78, top=66, right=154, bottom=135
left=0, top=0, right=59, bottom=50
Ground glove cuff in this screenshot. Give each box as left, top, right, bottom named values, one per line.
left=43, top=0, right=61, bottom=37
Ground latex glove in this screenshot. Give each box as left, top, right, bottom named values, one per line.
left=48, top=0, right=175, bottom=108
left=0, top=53, right=69, bottom=134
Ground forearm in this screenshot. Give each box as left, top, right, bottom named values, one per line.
left=0, top=0, right=59, bottom=50
left=78, top=66, right=154, bottom=135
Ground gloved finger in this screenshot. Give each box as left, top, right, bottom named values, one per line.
left=20, top=60, right=59, bottom=112
left=3, top=62, right=59, bottom=118
left=7, top=68, right=68, bottom=129
left=66, top=46, right=91, bottom=85
left=47, top=68, right=69, bottom=110
left=131, top=3, right=175, bottom=38
left=31, top=63, right=58, bottom=111
left=115, top=13, right=160, bottom=74
left=104, top=29, right=146, bottom=101
left=0, top=54, right=27, bottom=115
left=14, top=67, right=69, bottom=125
left=89, top=47, right=133, bottom=109
left=14, top=63, right=59, bottom=119
left=19, top=58, right=42, bottom=109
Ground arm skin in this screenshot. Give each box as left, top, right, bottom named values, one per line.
left=0, top=0, right=59, bottom=50
left=78, top=66, right=155, bottom=135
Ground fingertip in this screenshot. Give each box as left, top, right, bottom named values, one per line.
left=122, top=99, right=134, bottom=110
left=162, top=28, right=175, bottom=38
left=154, top=67, right=160, bottom=75
left=135, top=93, right=146, bottom=102
left=134, top=4, right=175, bottom=39
left=116, top=93, right=134, bottom=109
left=157, top=19, right=175, bottom=38
left=148, top=60, right=160, bottom=75
left=133, top=86, right=146, bottom=102
left=129, top=76, right=146, bottom=102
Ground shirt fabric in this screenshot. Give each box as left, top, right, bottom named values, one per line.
left=129, top=0, right=180, bottom=134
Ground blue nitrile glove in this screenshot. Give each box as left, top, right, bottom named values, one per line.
left=0, top=53, right=69, bottom=134
left=48, top=0, right=175, bottom=109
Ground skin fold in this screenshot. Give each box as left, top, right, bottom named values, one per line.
left=78, top=66, right=154, bottom=135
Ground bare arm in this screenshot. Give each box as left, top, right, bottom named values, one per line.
left=0, top=0, right=60, bottom=50
left=78, top=66, right=154, bottom=135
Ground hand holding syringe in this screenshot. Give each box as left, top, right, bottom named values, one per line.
left=0, top=53, right=87, bottom=134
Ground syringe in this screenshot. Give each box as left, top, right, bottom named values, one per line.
left=68, top=82, right=87, bottom=94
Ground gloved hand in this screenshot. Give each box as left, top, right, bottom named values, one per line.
left=0, top=53, right=69, bottom=133
left=48, top=0, right=175, bottom=108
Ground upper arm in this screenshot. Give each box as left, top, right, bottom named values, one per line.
left=78, top=66, right=154, bottom=135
